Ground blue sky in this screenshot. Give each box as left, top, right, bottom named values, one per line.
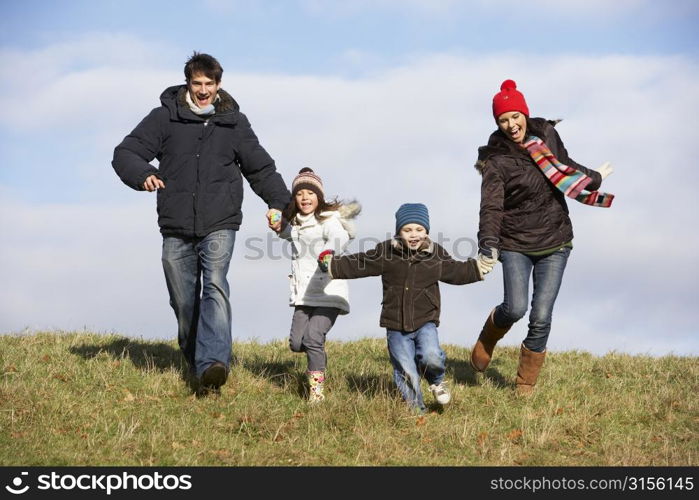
left=1, top=0, right=698, bottom=356
left=3, top=0, right=698, bottom=67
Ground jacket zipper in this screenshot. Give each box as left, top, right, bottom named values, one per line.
left=404, top=260, right=413, bottom=330
left=193, top=120, right=208, bottom=235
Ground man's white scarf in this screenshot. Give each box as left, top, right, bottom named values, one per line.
left=185, top=91, right=218, bottom=116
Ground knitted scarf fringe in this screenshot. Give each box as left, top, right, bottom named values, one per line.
left=524, top=136, right=614, bottom=208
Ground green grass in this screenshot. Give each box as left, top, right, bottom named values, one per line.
left=1, top=331, right=697, bottom=466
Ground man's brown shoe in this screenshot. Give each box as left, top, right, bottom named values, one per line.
left=201, top=361, right=227, bottom=392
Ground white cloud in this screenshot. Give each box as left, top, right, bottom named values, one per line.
left=0, top=32, right=174, bottom=79
left=0, top=35, right=179, bottom=131
left=1, top=37, right=698, bottom=357
left=0, top=194, right=166, bottom=335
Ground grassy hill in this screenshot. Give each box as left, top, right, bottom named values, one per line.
left=0, top=331, right=696, bottom=466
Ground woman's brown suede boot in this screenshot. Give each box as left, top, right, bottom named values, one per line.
left=470, top=308, right=512, bottom=372
left=515, top=344, right=546, bottom=396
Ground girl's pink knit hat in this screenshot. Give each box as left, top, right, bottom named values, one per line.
left=291, top=167, right=324, bottom=198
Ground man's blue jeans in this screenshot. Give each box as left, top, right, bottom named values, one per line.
left=161, top=229, right=235, bottom=378
left=386, top=322, right=446, bottom=411
left=493, top=247, right=571, bottom=353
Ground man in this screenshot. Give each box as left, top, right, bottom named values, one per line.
left=112, top=52, right=289, bottom=393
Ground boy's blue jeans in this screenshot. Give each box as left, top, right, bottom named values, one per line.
left=386, top=321, right=446, bottom=411
left=494, top=247, right=571, bottom=353
left=161, top=229, right=235, bottom=378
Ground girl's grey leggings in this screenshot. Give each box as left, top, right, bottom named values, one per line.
left=289, top=306, right=340, bottom=371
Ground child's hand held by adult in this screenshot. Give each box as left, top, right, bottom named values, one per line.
left=477, top=248, right=499, bottom=276
left=318, top=249, right=334, bottom=272
left=267, top=209, right=283, bottom=232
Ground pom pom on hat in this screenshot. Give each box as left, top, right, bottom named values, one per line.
left=292, top=167, right=324, bottom=198
left=500, top=79, right=517, bottom=91
left=492, top=79, right=529, bottom=119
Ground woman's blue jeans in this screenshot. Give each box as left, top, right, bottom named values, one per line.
left=386, top=322, right=446, bottom=411
left=161, top=229, right=235, bottom=378
left=493, top=247, right=571, bottom=353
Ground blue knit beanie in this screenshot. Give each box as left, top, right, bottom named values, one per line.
left=395, top=203, right=430, bottom=234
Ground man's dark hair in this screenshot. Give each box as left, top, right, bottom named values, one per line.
left=184, top=52, right=223, bottom=83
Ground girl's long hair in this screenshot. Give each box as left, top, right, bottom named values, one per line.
left=283, top=193, right=346, bottom=225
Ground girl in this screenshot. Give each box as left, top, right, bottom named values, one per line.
left=272, top=168, right=360, bottom=403
left=471, top=80, right=614, bottom=395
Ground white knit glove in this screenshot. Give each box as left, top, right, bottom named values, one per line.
left=477, top=248, right=499, bottom=276
left=596, top=161, right=614, bottom=180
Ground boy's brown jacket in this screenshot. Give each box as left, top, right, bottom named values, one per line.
left=328, top=238, right=482, bottom=332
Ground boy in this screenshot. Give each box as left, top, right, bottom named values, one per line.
left=318, top=203, right=493, bottom=412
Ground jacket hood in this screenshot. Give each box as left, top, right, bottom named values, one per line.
left=336, top=202, right=362, bottom=221
left=159, top=85, right=241, bottom=123
left=291, top=202, right=363, bottom=239
left=474, top=117, right=560, bottom=174
left=336, top=202, right=361, bottom=239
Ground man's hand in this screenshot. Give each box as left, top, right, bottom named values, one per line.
left=143, top=175, right=165, bottom=192
left=267, top=209, right=283, bottom=233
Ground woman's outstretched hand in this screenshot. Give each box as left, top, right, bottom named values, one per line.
left=596, top=161, right=614, bottom=180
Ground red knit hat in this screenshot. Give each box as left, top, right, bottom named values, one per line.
left=492, top=79, right=529, bottom=119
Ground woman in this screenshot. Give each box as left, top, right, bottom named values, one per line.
left=471, top=79, right=614, bottom=395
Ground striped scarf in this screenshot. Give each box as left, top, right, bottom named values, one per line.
left=523, top=136, right=614, bottom=208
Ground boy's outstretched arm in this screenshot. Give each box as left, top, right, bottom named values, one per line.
left=324, top=243, right=385, bottom=280
left=436, top=245, right=484, bottom=284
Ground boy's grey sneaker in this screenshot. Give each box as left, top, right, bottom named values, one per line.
left=429, top=382, right=451, bottom=405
